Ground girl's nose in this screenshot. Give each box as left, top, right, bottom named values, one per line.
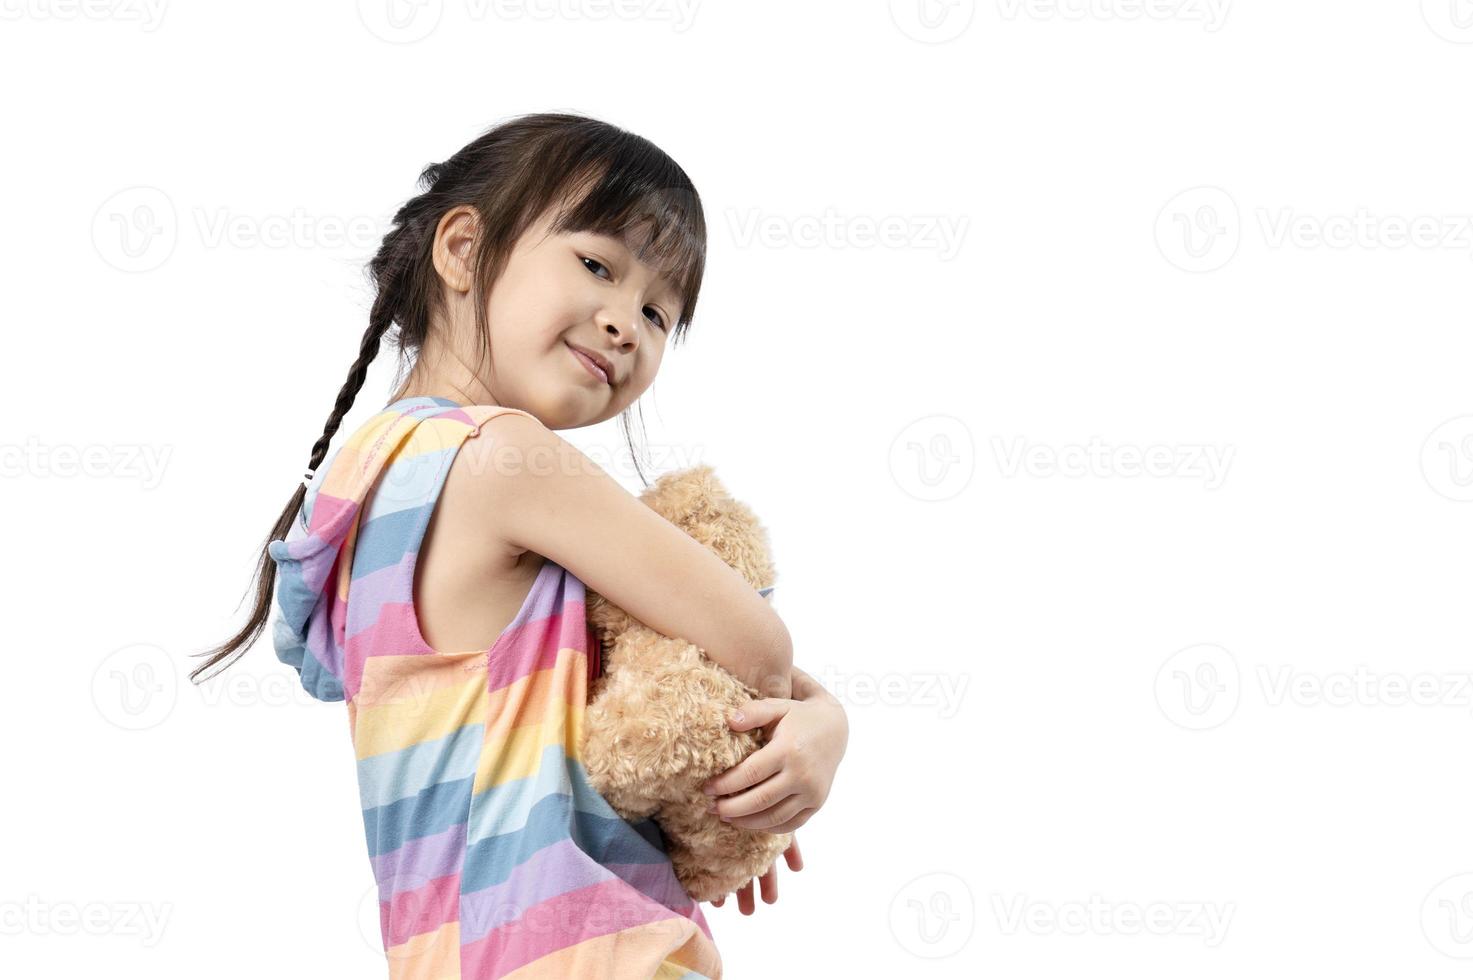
left=598, top=309, right=640, bottom=350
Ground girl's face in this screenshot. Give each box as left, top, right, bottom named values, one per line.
left=470, top=205, right=682, bottom=430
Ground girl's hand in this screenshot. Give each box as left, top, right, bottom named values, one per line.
left=702, top=668, right=849, bottom=834
left=711, top=838, right=803, bottom=914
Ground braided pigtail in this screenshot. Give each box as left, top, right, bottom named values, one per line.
left=188, top=187, right=434, bottom=685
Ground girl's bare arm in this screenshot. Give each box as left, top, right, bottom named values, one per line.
left=465, top=413, right=794, bottom=699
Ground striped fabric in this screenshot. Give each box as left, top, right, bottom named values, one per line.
left=268, top=395, right=722, bottom=979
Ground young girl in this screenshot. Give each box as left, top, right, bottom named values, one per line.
left=193, top=112, right=849, bottom=979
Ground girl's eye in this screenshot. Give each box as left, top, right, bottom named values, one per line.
left=583, top=256, right=669, bottom=332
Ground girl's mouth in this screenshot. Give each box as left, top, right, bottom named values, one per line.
left=567, top=342, right=612, bottom=385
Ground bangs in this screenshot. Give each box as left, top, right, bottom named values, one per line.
left=547, top=158, right=706, bottom=343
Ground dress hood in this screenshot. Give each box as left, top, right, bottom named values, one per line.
left=266, top=396, right=473, bottom=702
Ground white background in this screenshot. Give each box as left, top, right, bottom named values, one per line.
left=4, top=0, right=1473, bottom=977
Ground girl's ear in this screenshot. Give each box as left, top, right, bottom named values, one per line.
left=432, top=207, right=481, bottom=291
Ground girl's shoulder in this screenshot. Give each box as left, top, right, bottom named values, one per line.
left=457, top=407, right=589, bottom=483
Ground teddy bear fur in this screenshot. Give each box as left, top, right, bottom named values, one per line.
left=581, top=463, right=792, bottom=903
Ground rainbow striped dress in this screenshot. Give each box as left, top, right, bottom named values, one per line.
left=268, top=395, right=722, bottom=979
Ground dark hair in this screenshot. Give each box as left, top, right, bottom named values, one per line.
left=190, top=111, right=707, bottom=686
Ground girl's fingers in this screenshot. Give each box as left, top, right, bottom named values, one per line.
left=768, top=809, right=817, bottom=836
left=736, top=879, right=755, bottom=915
left=784, top=836, right=804, bottom=871
left=725, top=697, right=793, bottom=733
left=758, top=863, right=778, bottom=904
left=711, top=771, right=794, bottom=820
left=723, top=792, right=805, bottom=830
left=709, top=841, right=803, bottom=912
left=705, top=751, right=785, bottom=806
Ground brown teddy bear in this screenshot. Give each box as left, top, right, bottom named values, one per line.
left=581, top=464, right=791, bottom=903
